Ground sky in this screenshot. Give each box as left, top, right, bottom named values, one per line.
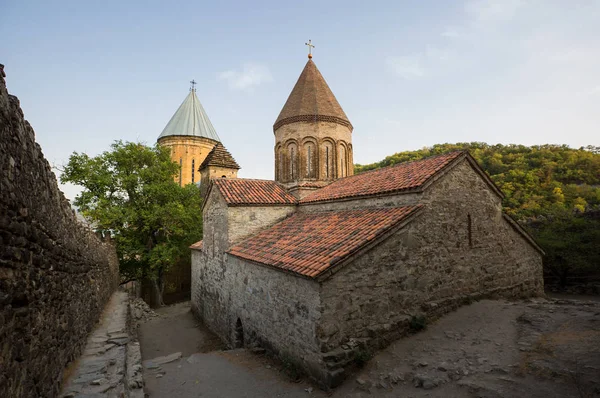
left=2, top=0, right=599, bottom=201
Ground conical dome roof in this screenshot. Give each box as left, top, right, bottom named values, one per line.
left=274, top=59, right=352, bottom=132
left=158, top=89, right=220, bottom=141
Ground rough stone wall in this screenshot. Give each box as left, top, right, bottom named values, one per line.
left=299, top=191, right=421, bottom=213
left=319, top=159, right=543, bottom=354
left=191, top=250, right=324, bottom=379
left=192, top=187, right=322, bottom=381
left=0, top=74, right=119, bottom=397
left=274, top=121, right=353, bottom=185
left=191, top=188, right=228, bottom=331
left=157, top=135, right=217, bottom=186
left=227, top=205, right=296, bottom=246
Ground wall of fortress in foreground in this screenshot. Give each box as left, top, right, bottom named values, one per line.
left=0, top=70, right=119, bottom=398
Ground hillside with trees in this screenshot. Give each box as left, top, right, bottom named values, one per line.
left=355, top=143, right=600, bottom=289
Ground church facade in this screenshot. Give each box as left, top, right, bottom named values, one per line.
left=190, top=57, right=544, bottom=387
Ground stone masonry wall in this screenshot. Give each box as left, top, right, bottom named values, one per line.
left=191, top=249, right=324, bottom=380
left=192, top=187, right=323, bottom=382
left=319, top=159, right=543, bottom=357
left=227, top=205, right=296, bottom=246
left=0, top=73, right=119, bottom=398
left=298, top=191, right=421, bottom=213
left=274, top=121, right=353, bottom=185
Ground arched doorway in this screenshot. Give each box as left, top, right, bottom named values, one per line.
left=234, top=318, right=244, bottom=348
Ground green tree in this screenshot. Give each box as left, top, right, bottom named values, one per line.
left=533, top=211, right=600, bottom=288
left=60, top=141, right=203, bottom=305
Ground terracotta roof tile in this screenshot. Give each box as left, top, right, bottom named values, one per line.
left=190, top=240, right=203, bottom=251
left=301, top=151, right=465, bottom=203
left=199, top=143, right=240, bottom=170
left=274, top=59, right=352, bottom=131
left=213, top=178, right=297, bottom=206
left=228, top=206, right=422, bottom=278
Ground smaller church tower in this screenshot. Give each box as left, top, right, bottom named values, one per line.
left=274, top=44, right=353, bottom=199
left=157, top=81, right=221, bottom=186
left=199, top=143, right=240, bottom=197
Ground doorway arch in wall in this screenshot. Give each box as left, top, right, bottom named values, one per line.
left=234, top=318, right=244, bottom=348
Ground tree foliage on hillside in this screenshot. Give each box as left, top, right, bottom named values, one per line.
left=60, top=141, right=203, bottom=305
left=355, top=143, right=600, bottom=286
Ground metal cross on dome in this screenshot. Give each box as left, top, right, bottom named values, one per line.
left=190, top=79, right=197, bottom=91
left=305, top=39, right=315, bottom=58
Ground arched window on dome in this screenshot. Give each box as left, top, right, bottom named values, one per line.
left=304, top=142, right=316, bottom=179
left=191, top=159, right=195, bottom=183
left=275, top=146, right=283, bottom=181
left=339, top=145, right=347, bottom=178
left=287, top=142, right=298, bottom=181
left=322, top=141, right=334, bottom=179
left=179, top=158, right=183, bottom=186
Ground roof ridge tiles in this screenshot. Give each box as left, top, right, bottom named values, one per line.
left=212, top=178, right=297, bottom=206
left=300, top=150, right=467, bottom=204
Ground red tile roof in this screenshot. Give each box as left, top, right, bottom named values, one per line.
left=274, top=59, right=352, bottom=131
left=190, top=240, right=203, bottom=251
left=228, top=206, right=422, bottom=278
left=212, top=178, right=297, bottom=206
left=301, top=151, right=465, bottom=203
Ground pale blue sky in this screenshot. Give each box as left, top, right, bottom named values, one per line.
left=2, top=0, right=599, bottom=200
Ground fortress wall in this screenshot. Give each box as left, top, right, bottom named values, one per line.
left=0, top=70, right=119, bottom=398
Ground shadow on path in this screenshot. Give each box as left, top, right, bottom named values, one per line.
left=138, top=301, right=324, bottom=398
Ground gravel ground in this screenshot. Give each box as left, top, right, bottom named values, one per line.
left=138, top=297, right=600, bottom=398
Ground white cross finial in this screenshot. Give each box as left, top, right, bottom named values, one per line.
left=305, top=40, right=315, bottom=59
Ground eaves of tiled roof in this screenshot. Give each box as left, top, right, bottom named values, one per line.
left=190, top=240, right=203, bottom=251
left=228, top=205, right=423, bottom=280
left=210, top=178, right=298, bottom=206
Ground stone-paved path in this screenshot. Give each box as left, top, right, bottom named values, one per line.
left=61, top=291, right=143, bottom=398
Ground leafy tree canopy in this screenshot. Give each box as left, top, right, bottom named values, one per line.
left=60, top=141, right=203, bottom=304
left=355, top=143, right=600, bottom=220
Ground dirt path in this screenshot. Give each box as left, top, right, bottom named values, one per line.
left=137, top=299, right=600, bottom=398
left=139, top=301, right=223, bottom=360
left=138, top=302, right=324, bottom=398
left=335, top=298, right=600, bottom=398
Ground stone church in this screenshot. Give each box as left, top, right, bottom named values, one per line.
left=189, top=55, right=544, bottom=387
